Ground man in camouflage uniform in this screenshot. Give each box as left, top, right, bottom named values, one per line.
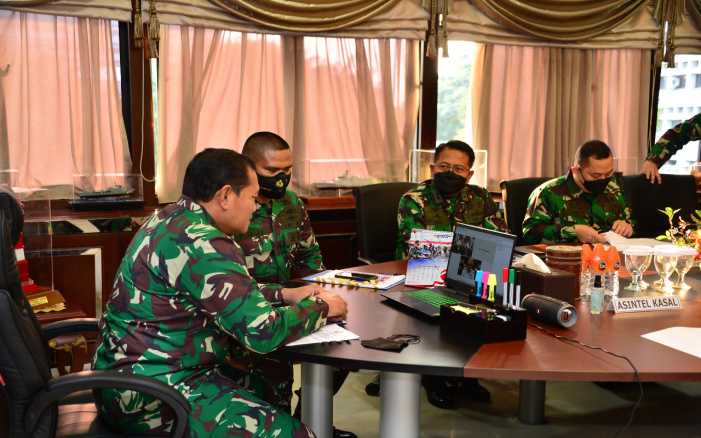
left=93, top=148, right=347, bottom=437
left=235, top=132, right=323, bottom=285
left=391, top=140, right=501, bottom=409
left=523, top=140, right=633, bottom=244
left=642, top=112, right=701, bottom=184
left=396, top=140, right=507, bottom=259
left=235, top=132, right=355, bottom=438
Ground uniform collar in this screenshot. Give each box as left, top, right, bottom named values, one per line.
left=177, top=196, right=215, bottom=224
left=565, top=170, right=585, bottom=197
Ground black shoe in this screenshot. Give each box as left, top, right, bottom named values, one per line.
left=365, top=377, right=380, bottom=397
left=333, top=427, right=357, bottom=438
left=423, top=377, right=456, bottom=409
left=462, top=379, right=491, bottom=403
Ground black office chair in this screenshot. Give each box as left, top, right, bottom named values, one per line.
left=621, top=174, right=697, bottom=238
left=353, top=182, right=417, bottom=264
left=499, top=177, right=551, bottom=243
left=0, top=192, right=190, bottom=438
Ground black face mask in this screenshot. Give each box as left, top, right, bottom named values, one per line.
left=584, top=177, right=610, bottom=195
left=433, top=171, right=467, bottom=197
left=257, top=172, right=291, bottom=199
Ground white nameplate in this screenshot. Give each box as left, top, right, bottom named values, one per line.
left=612, top=296, right=681, bottom=314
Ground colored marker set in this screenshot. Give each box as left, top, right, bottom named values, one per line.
left=473, top=267, right=522, bottom=309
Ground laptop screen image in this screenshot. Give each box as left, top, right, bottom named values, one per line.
left=444, top=223, right=516, bottom=300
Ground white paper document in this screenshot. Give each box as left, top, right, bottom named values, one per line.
left=641, top=327, right=701, bottom=360
left=602, top=231, right=663, bottom=251
left=286, top=324, right=360, bottom=347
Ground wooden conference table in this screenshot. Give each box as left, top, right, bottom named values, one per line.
left=281, top=260, right=701, bottom=438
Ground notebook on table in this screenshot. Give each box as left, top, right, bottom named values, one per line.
left=381, top=223, right=517, bottom=317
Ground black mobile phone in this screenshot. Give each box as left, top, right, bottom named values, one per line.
left=336, top=272, right=378, bottom=281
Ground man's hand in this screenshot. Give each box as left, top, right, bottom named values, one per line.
left=642, top=160, right=662, bottom=184
left=574, top=224, right=607, bottom=244
left=611, top=220, right=633, bottom=238
left=316, top=291, right=348, bottom=319
left=281, top=284, right=325, bottom=305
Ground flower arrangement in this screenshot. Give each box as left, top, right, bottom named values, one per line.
left=657, top=207, right=701, bottom=250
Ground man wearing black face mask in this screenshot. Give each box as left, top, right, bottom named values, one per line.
left=396, top=140, right=507, bottom=259
left=235, top=131, right=356, bottom=438
left=236, top=131, right=323, bottom=284
left=390, top=140, right=505, bottom=409
left=523, top=139, right=634, bottom=244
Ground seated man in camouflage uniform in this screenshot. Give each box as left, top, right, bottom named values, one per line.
left=93, top=148, right=347, bottom=437
left=642, top=112, right=701, bottom=184
left=389, top=140, right=505, bottom=409
left=235, top=131, right=355, bottom=438
left=396, top=140, right=507, bottom=259
left=522, top=139, right=633, bottom=244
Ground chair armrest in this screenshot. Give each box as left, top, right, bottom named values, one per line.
left=357, top=256, right=375, bottom=265
left=41, top=318, right=99, bottom=339
left=26, top=370, right=190, bottom=438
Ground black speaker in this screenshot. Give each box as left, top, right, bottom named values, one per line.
left=521, top=294, right=577, bottom=328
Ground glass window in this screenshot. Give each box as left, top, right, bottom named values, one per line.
left=656, top=54, right=701, bottom=175
left=436, top=41, right=477, bottom=146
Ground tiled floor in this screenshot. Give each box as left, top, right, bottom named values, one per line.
left=294, top=368, right=701, bottom=437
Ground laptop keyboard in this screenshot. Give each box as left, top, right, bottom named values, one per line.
left=406, top=289, right=461, bottom=308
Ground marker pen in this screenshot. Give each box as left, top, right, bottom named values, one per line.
left=508, top=268, right=516, bottom=308
left=501, top=267, right=509, bottom=307
left=515, top=271, right=522, bottom=309
left=475, top=270, right=483, bottom=297
left=487, top=273, right=497, bottom=302
left=481, top=271, right=490, bottom=299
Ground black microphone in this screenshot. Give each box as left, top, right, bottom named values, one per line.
left=521, top=293, right=577, bottom=328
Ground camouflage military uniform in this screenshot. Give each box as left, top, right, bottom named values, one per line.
left=522, top=171, right=632, bottom=244
left=647, top=112, right=701, bottom=167
left=235, top=190, right=323, bottom=285
left=92, top=197, right=328, bottom=437
left=396, top=180, right=507, bottom=258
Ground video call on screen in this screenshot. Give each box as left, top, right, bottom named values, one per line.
left=445, top=226, right=513, bottom=295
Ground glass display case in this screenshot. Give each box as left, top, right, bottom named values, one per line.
left=298, top=158, right=409, bottom=193
left=70, top=173, right=144, bottom=211
left=410, top=148, right=488, bottom=188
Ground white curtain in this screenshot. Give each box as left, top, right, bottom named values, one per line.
left=156, top=24, right=420, bottom=202
left=472, top=44, right=651, bottom=190
left=0, top=10, right=131, bottom=191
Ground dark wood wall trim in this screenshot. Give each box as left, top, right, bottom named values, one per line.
left=419, top=50, right=439, bottom=150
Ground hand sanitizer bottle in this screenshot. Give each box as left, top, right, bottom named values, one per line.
left=590, top=274, right=604, bottom=315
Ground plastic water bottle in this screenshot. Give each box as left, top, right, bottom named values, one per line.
left=590, top=275, right=604, bottom=315
left=580, top=269, right=591, bottom=301
left=604, top=270, right=619, bottom=298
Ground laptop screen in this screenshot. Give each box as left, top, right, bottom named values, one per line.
left=445, top=223, right=516, bottom=299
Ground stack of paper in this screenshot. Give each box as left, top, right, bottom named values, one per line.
left=287, top=324, right=360, bottom=347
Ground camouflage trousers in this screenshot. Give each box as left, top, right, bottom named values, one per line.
left=95, top=366, right=313, bottom=438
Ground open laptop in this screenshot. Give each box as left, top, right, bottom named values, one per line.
left=381, top=223, right=517, bottom=317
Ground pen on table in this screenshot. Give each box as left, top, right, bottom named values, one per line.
left=501, top=267, right=509, bottom=307
left=508, top=268, right=516, bottom=309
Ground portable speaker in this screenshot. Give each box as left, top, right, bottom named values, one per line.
left=521, top=293, right=578, bottom=328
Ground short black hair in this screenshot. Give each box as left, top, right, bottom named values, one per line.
left=182, top=148, right=254, bottom=202
left=575, top=140, right=612, bottom=166
left=242, top=131, right=290, bottom=163
left=434, top=140, right=475, bottom=167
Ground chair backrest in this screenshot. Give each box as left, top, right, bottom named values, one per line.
left=621, top=174, right=698, bottom=238
left=0, top=193, right=56, bottom=438
left=353, top=182, right=417, bottom=263
left=500, top=177, right=551, bottom=242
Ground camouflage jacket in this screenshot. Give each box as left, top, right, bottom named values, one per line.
left=647, top=112, right=701, bottom=167
left=522, top=172, right=632, bottom=244
left=234, top=190, right=323, bottom=285
left=396, top=180, right=507, bottom=258
left=92, top=196, right=328, bottom=386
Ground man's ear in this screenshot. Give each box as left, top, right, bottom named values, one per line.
left=214, top=185, right=233, bottom=209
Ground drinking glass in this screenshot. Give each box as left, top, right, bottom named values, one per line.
left=623, top=246, right=653, bottom=293
left=673, top=247, right=697, bottom=290
left=653, top=245, right=679, bottom=293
